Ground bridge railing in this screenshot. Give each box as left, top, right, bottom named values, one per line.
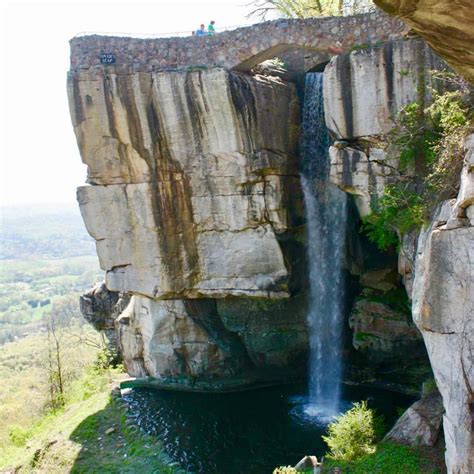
left=73, top=24, right=249, bottom=39
left=73, top=5, right=378, bottom=39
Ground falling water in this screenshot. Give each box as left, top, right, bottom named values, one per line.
left=301, top=73, right=347, bottom=419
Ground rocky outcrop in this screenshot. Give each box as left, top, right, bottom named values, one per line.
left=70, top=68, right=300, bottom=299
left=69, top=64, right=310, bottom=385
left=374, top=0, right=474, bottom=84
left=115, top=296, right=249, bottom=378
left=349, top=293, right=423, bottom=364
left=412, top=135, right=474, bottom=473
left=323, top=38, right=445, bottom=140
left=329, top=144, right=398, bottom=216
left=384, top=391, right=444, bottom=446
left=80, top=282, right=130, bottom=356
left=324, top=38, right=433, bottom=381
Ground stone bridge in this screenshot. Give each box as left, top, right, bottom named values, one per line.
left=70, top=11, right=406, bottom=72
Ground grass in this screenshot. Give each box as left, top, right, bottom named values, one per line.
left=2, top=388, right=181, bottom=473
left=322, top=442, right=443, bottom=473
left=0, top=329, right=102, bottom=461
left=0, top=329, right=181, bottom=473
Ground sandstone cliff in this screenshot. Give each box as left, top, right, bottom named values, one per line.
left=325, top=40, right=473, bottom=472
left=412, top=136, right=474, bottom=474
left=374, top=0, right=474, bottom=84
left=69, top=66, right=308, bottom=384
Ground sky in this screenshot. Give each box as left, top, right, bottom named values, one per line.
left=0, top=0, right=274, bottom=207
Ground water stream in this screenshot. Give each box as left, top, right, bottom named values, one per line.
left=301, top=73, right=348, bottom=419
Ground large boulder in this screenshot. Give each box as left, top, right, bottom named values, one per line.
left=384, top=391, right=444, bottom=446
left=116, top=296, right=250, bottom=379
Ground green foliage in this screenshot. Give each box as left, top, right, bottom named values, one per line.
left=362, top=72, right=472, bottom=252
left=322, top=401, right=384, bottom=461
left=322, top=443, right=433, bottom=473
left=247, top=0, right=373, bottom=20
left=8, top=426, right=32, bottom=447
left=362, top=184, right=425, bottom=251
left=389, top=101, right=439, bottom=172
left=273, top=467, right=297, bottom=473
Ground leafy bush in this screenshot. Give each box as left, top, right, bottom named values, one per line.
left=322, top=401, right=384, bottom=461
left=362, top=72, right=472, bottom=252
left=273, top=467, right=297, bottom=474
left=362, top=184, right=425, bottom=251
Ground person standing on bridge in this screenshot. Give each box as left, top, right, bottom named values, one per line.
left=207, top=20, right=216, bottom=35
left=196, top=24, right=206, bottom=37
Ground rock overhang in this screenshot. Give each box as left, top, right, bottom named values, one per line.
left=69, top=67, right=302, bottom=299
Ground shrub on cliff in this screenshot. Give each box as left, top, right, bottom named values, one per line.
left=362, top=71, right=473, bottom=252
left=322, top=401, right=384, bottom=461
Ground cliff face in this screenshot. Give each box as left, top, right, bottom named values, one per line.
left=325, top=40, right=473, bottom=472
left=69, top=67, right=308, bottom=383
left=374, top=0, right=474, bottom=84
left=412, top=136, right=474, bottom=474
left=70, top=68, right=300, bottom=300
left=324, top=39, right=434, bottom=386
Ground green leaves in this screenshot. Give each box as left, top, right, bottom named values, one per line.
left=362, top=71, right=472, bottom=253
left=362, top=185, right=425, bottom=251
left=323, top=400, right=383, bottom=461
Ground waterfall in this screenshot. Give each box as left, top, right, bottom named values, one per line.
left=301, top=73, right=347, bottom=418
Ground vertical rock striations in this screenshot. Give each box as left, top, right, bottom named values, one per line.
left=373, top=0, right=474, bottom=84
left=69, top=68, right=299, bottom=299
left=69, top=66, right=308, bottom=384
left=412, top=136, right=474, bottom=474
left=323, top=38, right=434, bottom=388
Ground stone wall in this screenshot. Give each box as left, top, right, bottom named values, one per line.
left=69, top=11, right=405, bottom=72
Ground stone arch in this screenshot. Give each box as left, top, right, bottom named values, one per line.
left=232, top=44, right=333, bottom=73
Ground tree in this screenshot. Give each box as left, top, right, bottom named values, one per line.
left=44, top=310, right=67, bottom=409
left=246, top=0, right=374, bottom=20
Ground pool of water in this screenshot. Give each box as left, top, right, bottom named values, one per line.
left=122, top=383, right=413, bottom=474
